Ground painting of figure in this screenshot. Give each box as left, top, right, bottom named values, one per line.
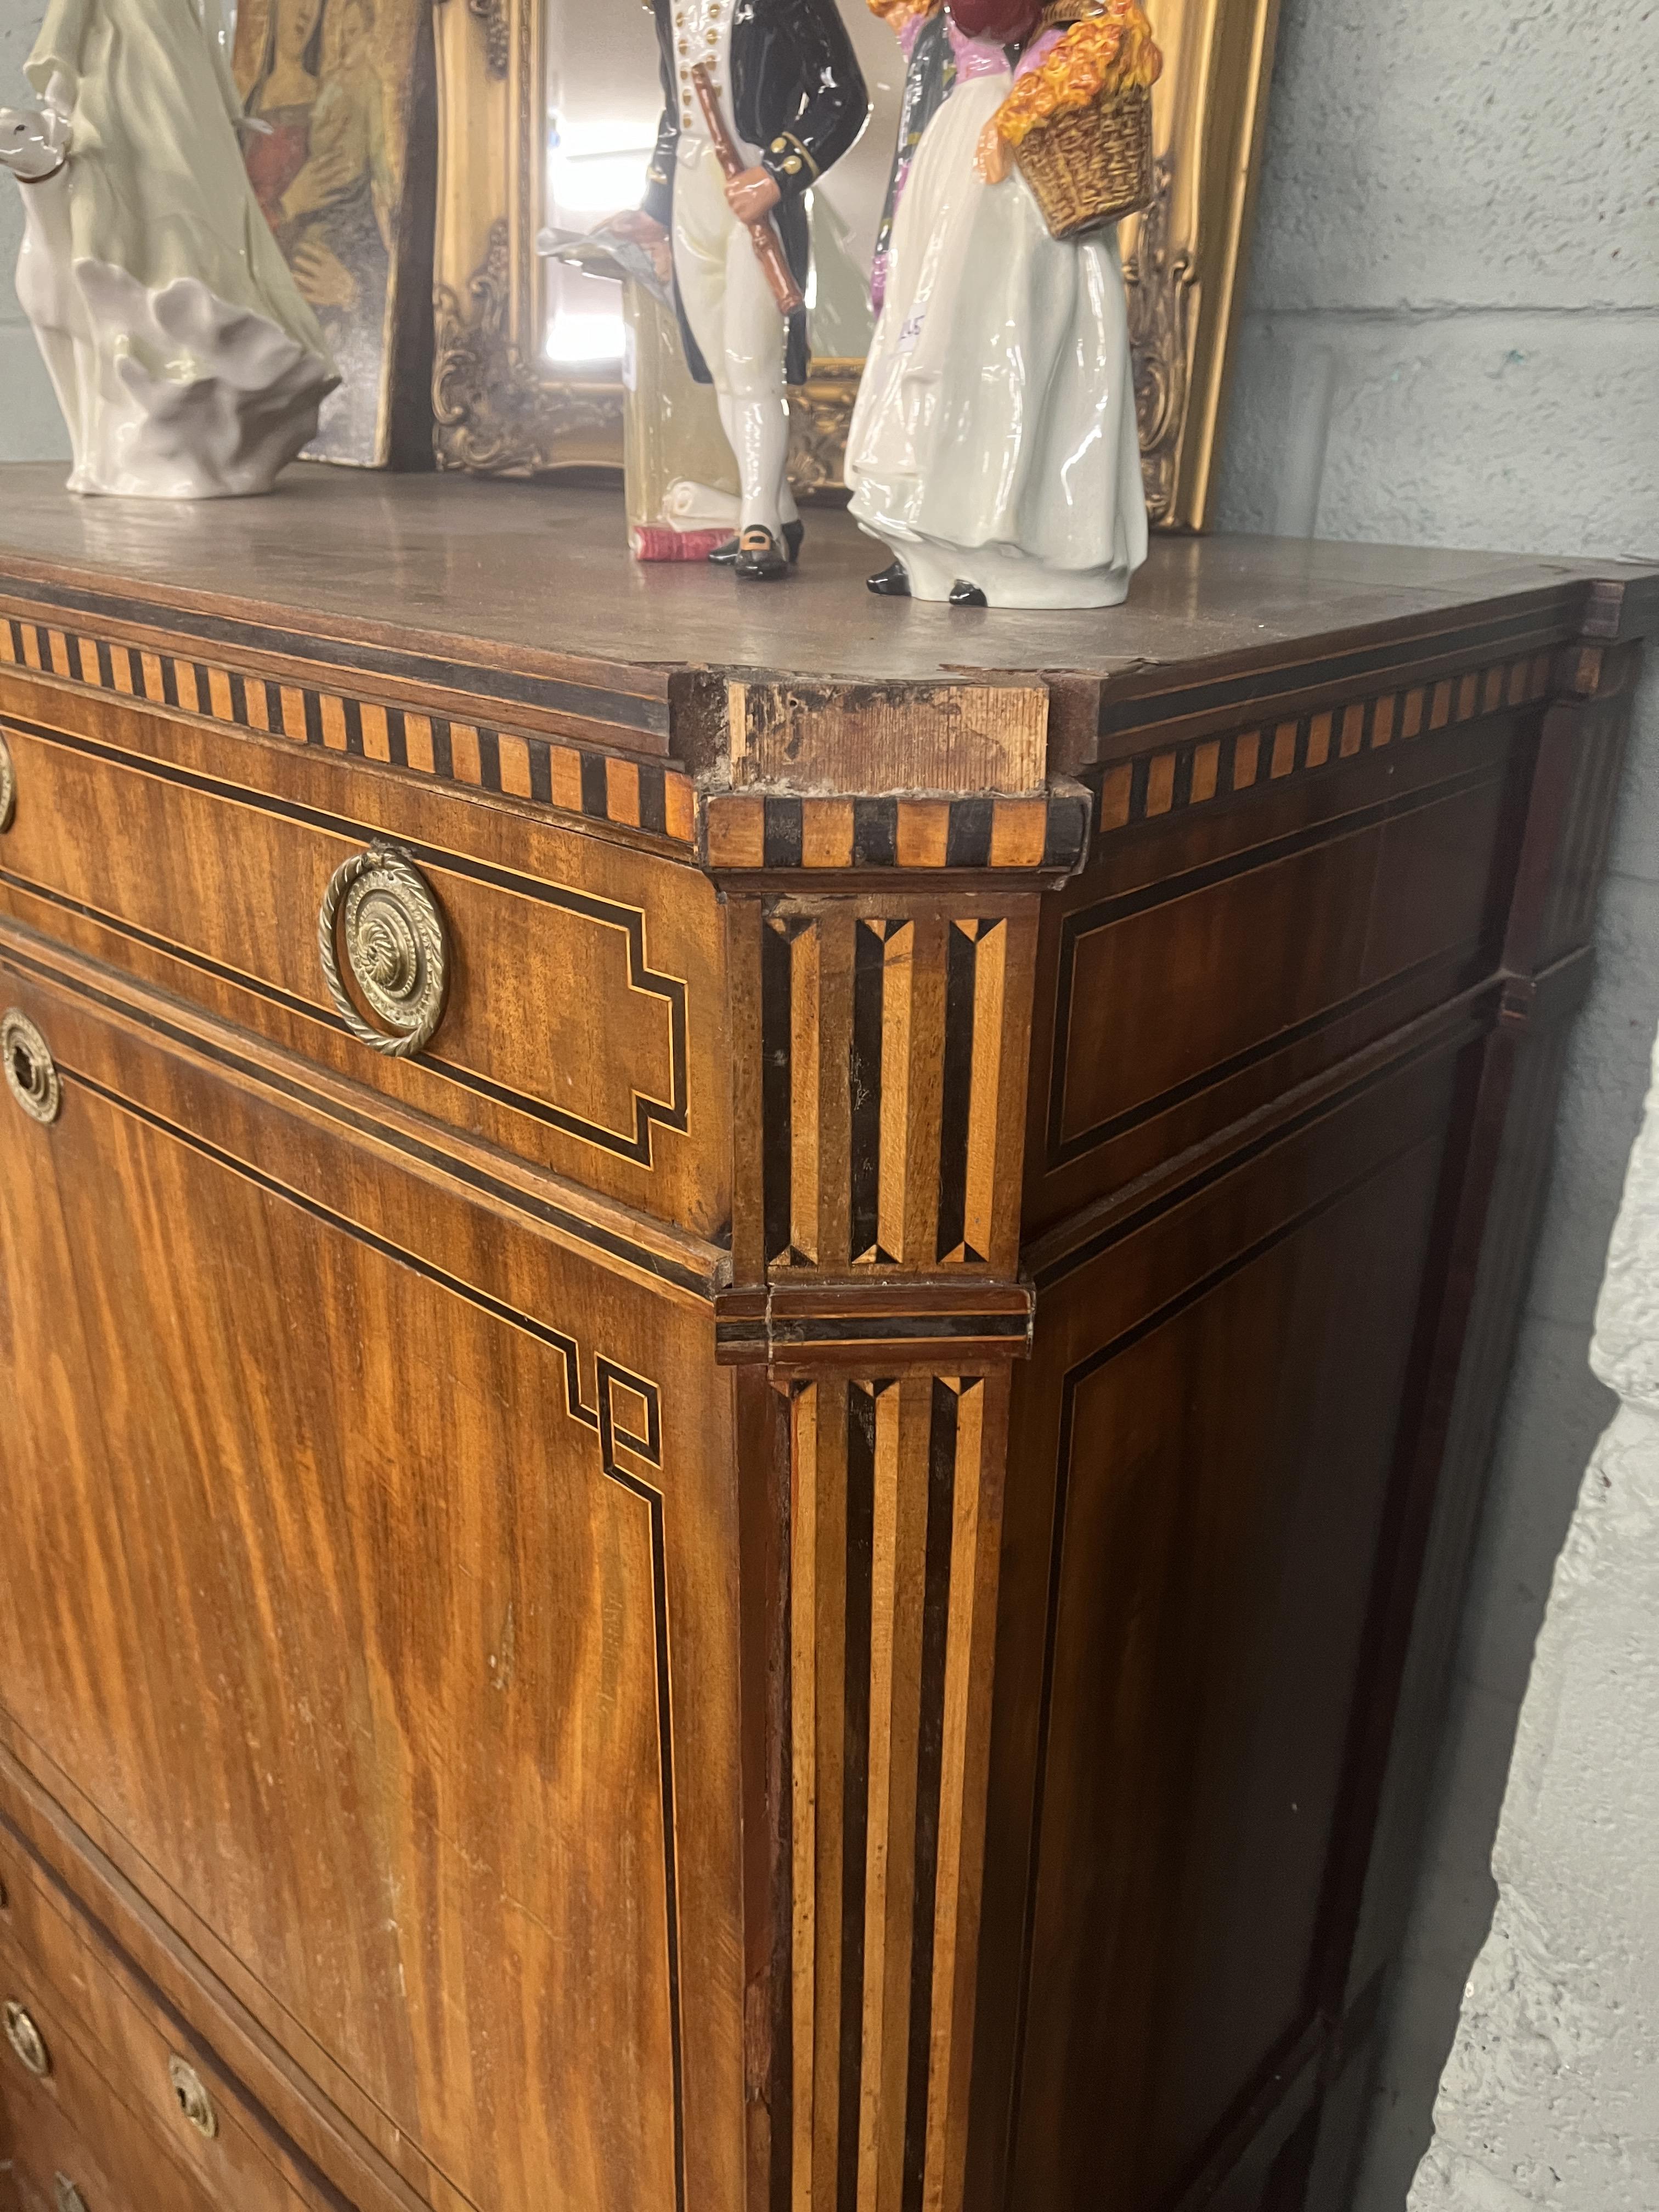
left=235, top=0, right=436, bottom=467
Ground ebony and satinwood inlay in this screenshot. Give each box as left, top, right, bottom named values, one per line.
left=0, top=610, right=697, bottom=847
left=757, top=904, right=1028, bottom=1278
left=0, top=473, right=1651, bottom=2212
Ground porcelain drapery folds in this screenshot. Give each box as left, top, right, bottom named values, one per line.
left=846, top=2, right=1149, bottom=608
left=0, top=0, right=337, bottom=497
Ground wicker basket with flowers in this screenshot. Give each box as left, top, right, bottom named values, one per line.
left=996, top=1, right=1164, bottom=240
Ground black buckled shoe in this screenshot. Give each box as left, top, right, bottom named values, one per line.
left=712, top=520, right=803, bottom=568
left=866, top=561, right=912, bottom=597
left=734, top=526, right=792, bottom=582
left=949, top=579, right=989, bottom=608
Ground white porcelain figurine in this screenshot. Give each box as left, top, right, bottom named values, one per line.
left=0, top=0, right=338, bottom=499
left=615, top=0, right=870, bottom=582
left=847, top=0, right=1150, bottom=611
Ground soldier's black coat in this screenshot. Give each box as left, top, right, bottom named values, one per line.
left=641, top=0, right=870, bottom=385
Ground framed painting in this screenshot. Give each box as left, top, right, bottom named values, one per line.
left=431, top=0, right=1281, bottom=528
left=235, top=0, right=439, bottom=467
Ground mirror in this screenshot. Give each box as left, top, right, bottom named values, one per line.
left=539, top=2, right=899, bottom=374
left=432, top=0, right=1282, bottom=528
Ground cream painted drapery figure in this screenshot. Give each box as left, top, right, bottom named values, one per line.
left=847, top=0, right=1149, bottom=610
left=0, top=0, right=337, bottom=498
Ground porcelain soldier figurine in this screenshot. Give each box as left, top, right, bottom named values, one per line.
left=613, top=0, right=869, bottom=582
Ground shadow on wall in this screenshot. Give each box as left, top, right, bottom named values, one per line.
left=1357, top=701, right=1659, bottom=2210
left=1355, top=1352, right=1617, bottom=2207
left=1214, top=0, right=1659, bottom=2198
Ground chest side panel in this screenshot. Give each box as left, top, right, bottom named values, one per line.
left=1028, top=680, right=1543, bottom=1233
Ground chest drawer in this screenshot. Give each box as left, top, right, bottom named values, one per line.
left=0, top=678, right=727, bottom=1237
left=4, top=2056, right=230, bottom=2212
left=0, top=1843, right=312, bottom=2212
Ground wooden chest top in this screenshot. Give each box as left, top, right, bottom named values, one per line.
left=0, top=464, right=1651, bottom=812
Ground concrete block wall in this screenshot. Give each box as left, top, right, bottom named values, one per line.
left=1212, top=2, right=1659, bottom=2204
left=1, top=0, right=1654, bottom=2201
left=1408, top=1028, right=1659, bottom=2211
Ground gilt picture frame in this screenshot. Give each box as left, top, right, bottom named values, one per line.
left=431, top=0, right=1282, bottom=528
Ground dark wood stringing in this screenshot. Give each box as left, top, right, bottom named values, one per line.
left=0, top=478, right=1651, bottom=2212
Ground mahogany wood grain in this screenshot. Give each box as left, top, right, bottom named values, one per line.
left=0, top=673, right=730, bottom=1239
left=0, top=936, right=747, bottom=2212
left=2, top=2061, right=218, bottom=2212
left=0, top=1900, right=307, bottom=2212
left=0, top=1745, right=430, bottom=2212
left=996, top=1048, right=1466, bottom=2211
left=1023, top=715, right=1534, bottom=1232
left=0, top=470, right=1651, bottom=2212
left=0, top=1803, right=431, bottom=2212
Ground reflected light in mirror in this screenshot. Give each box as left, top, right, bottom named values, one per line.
left=548, top=117, right=656, bottom=217
left=547, top=311, right=627, bottom=364
left=540, top=3, right=901, bottom=369
left=544, top=117, right=656, bottom=364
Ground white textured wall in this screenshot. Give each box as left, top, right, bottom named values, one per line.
left=1409, top=1033, right=1659, bottom=2212
left=1213, top=4, right=1659, bottom=2205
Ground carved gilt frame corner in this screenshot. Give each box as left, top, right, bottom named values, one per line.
left=432, top=0, right=1282, bottom=526
left=1128, top=0, right=1284, bottom=529
left=432, top=0, right=624, bottom=473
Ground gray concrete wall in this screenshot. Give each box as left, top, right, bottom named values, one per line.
left=1, top=0, right=1655, bottom=2201
left=1212, top=2, right=1659, bottom=2204
left=1410, top=1040, right=1659, bottom=2205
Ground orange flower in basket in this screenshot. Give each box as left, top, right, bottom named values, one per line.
left=996, top=4, right=1164, bottom=148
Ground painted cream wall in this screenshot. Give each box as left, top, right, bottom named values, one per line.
left=1, top=0, right=1654, bottom=2200
left=1212, top=4, right=1659, bottom=2205
left=1, top=0, right=69, bottom=460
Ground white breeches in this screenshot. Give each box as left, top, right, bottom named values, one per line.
left=672, top=138, right=795, bottom=538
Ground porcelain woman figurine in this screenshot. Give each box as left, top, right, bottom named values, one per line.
left=0, top=0, right=337, bottom=498
left=867, top=0, right=957, bottom=312
left=846, top=0, right=1149, bottom=609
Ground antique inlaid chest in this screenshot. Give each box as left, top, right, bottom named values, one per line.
left=0, top=467, right=1650, bottom=2212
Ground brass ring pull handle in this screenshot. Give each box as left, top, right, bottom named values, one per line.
left=167, top=2053, right=219, bottom=2139
left=55, top=2176, right=89, bottom=2212
left=318, top=843, right=449, bottom=1060
left=0, top=730, right=15, bottom=831
left=1, top=1011, right=60, bottom=1126
left=3, top=1998, right=50, bottom=2076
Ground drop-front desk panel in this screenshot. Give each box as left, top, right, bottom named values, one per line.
left=0, top=469, right=1649, bottom=2212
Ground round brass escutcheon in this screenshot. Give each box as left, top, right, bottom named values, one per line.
left=2, top=1009, right=61, bottom=1125
left=318, top=843, right=449, bottom=1060
left=0, top=730, right=15, bottom=832
left=3, top=1997, right=50, bottom=2077
left=54, top=2175, right=89, bottom=2212
left=167, top=2052, right=219, bottom=2140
